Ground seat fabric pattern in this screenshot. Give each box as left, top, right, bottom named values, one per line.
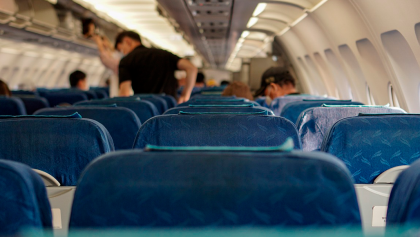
left=0, top=118, right=114, bottom=185
left=280, top=101, right=364, bottom=124
left=133, top=114, right=301, bottom=149
left=0, top=97, right=27, bottom=115
left=387, top=158, right=420, bottom=226
left=35, top=107, right=141, bottom=150
left=321, top=115, right=420, bottom=184
left=69, top=150, right=361, bottom=228
left=297, top=107, right=405, bottom=151
left=76, top=99, right=158, bottom=123
left=0, top=160, right=52, bottom=234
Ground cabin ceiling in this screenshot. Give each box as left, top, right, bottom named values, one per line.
left=158, top=0, right=258, bottom=68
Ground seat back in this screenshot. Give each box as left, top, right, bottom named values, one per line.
left=262, top=95, right=332, bottom=116
left=18, top=96, right=50, bottom=115
left=43, top=92, right=88, bottom=107
left=321, top=114, right=420, bottom=184
left=164, top=106, right=274, bottom=115
left=159, top=95, right=177, bottom=108
left=280, top=100, right=364, bottom=124
left=0, top=115, right=114, bottom=185
left=297, top=106, right=406, bottom=151
left=35, top=107, right=141, bottom=150
left=69, top=150, right=361, bottom=228
left=75, top=99, right=158, bottom=123
left=0, top=160, right=52, bottom=234
left=387, top=158, right=420, bottom=227
left=177, top=101, right=259, bottom=107
left=134, top=95, right=168, bottom=114
left=0, top=97, right=27, bottom=115
left=133, top=114, right=301, bottom=149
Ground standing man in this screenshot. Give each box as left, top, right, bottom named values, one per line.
left=115, top=31, right=197, bottom=103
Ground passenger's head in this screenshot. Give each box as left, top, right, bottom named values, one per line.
left=254, top=68, right=297, bottom=100
left=195, top=72, right=206, bottom=87
left=222, top=81, right=253, bottom=101
left=69, top=70, right=88, bottom=91
left=220, top=80, right=230, bottom=86
left=82, top=18, right=95, bottom=38
left=115, top=31, right=142, bottom=55
left=0, top=80, right=11, bottom=97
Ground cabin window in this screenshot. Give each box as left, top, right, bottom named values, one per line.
left=388, top=83, right=400, bottom=108
left=366, top=84, right=375, bottom=105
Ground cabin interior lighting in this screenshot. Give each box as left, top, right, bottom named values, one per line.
left=241, top=31, right=250, bottom=38
left=253, top=3, right=267, bottom=17
left=247, top=17, right=259, bottom=28
left=278, top=26, right=290, bottom=36
left=45, top=0, right=57, bottom=4
left=75, top=0, right=196, bottom=57
left=308, top=0, right=328, bottom=12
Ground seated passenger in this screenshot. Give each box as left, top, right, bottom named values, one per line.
left=195, top=72, right=206, bottom=88
left=0, top=79, right=11, bottom=97
left=254, top=67, right=299, bottom=105
left=69, top=70, right=89, bottom=91
left=222, top=81, right=253, bottom=100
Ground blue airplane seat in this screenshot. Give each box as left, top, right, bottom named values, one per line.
left=321, top=114, right=420, bottom=184
left=43, top=92, right=88, bottom=107
left=281, top=100, right=364, bottom=124
left=132, top=95, right=168, bottom=114
left=159, top=95, right=177, bottom=108
left=177, top=100, right=260, bottom=107
left=12, top=90, right=39, bottom=96
left=35, top=107, right=141, bottom=150
left=133, top=114, right=301, bottom=149
left=164, top=106, right=275, bottom=115
left=75, top=98, right=158, bottom=123
left=0, top=160, right=52, bottom=234
left=18, top=96, right=50, bottom=115
left=387, top=158, right=420, bottom=227
left=0, top=97, right=27, bottom=115
left=254, top=96, right=266, bottom=106
left=262, top=95, right=333, bottom=116
left=297, top=105, right=406, bottom=151
left=91, top=90, right=108, bottom=99
left=0, top=114, right=114, bottom=186
left=69, top=149, right=361, bottom=228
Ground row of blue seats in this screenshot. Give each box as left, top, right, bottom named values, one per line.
left=0, top=93, right=177, bottom=117
left=4, top=147, right=420, bottom=233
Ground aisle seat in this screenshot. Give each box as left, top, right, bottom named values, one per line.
left=69, top=149, right=361, bottom=228
left=133, top=114, right=301, bottom=149
left=35, top=107, right=141, bottom=150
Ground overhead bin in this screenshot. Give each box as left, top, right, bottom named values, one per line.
left=9, top=0, right=32, bottom=28
left=0, top=0, right=17, bottom=24
left=25, top=0, right=59, bottom=36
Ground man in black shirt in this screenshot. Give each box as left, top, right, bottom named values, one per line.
left=115, top=31, right=197, bottom=103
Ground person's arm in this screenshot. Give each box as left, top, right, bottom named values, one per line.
left=119, top=81, right=133, bottom=96
left=177, top=58, right=197, bottom=103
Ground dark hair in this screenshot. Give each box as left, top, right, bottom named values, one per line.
left=220, top=80, right=230, bottom=86
left=274, top=71, right=296, bottom=87
left=69, top=70, right=86, bottom=87
left=0, top=79, right=11, bottom=97
left=82, top=18, right=95, bottom=35
left=196, top=72, right=205, bottom=83
left=114, top=31, right=142, bottom=49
